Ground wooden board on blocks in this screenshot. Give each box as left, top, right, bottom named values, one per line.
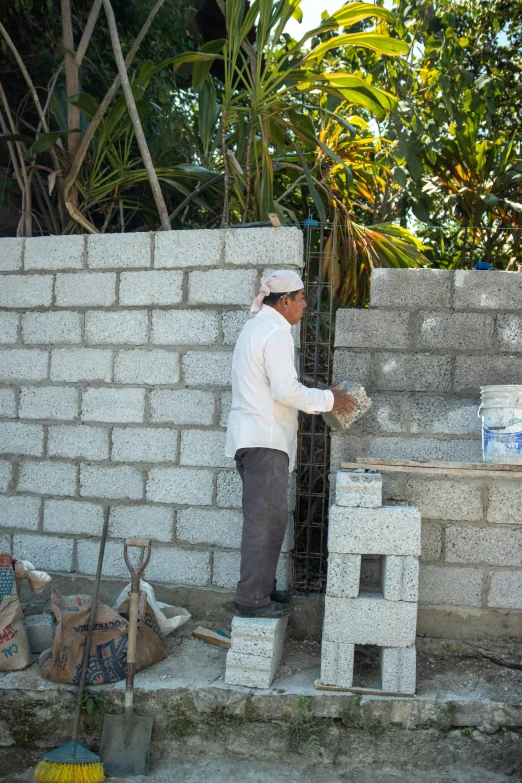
left=192, top=626, right=231, bottom=649
left=340, top=458, right=522, bottom=479
left=315, top=681, right=417, bottom=698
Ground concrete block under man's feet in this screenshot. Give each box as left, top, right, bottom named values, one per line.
left=336, top=471, right=382, bottom=508
left=23, top=614, right=55, bottom=654
left=380, top=646, right=417, bottom=694
left=225, top=615, right=288, bottom=689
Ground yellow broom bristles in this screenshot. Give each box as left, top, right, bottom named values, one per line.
left=34, top=760, right=105, bottom=783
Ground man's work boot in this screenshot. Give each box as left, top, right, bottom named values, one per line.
left=270, top=589, right=292, bottom=603
left=234, top=600, right=290, bottom=618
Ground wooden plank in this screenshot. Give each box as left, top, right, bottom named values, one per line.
left=315, top=681, right=416, bottom=698
left=192, top=626, right=231, bottom=650
left=356, top=458, right=522, bottom=473
left=339, top=461, right=522, bottom=478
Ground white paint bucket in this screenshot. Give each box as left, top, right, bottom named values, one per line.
left=479, top=385, right=522, bottom=464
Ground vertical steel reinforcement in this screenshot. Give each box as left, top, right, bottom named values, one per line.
left=292, top=220, right=336, bottom=594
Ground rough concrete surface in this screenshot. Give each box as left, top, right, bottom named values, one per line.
left=2, top=753, right=519, bottom=783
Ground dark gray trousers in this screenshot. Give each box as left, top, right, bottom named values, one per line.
left=234, top=447, right=289, bottom=607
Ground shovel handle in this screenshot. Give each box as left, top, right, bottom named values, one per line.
left=123, top=538, right=151, bottom=712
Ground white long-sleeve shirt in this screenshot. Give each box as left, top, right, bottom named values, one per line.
left=225, top=305, right=334, bottom=472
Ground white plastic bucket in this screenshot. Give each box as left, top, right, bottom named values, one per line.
left=479, top=385, right=522, bottom=464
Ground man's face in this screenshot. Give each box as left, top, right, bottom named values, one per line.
left=278, top=288, right=307, bottom=325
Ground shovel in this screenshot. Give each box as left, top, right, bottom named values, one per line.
left=100, top=537, right=153, bottom=777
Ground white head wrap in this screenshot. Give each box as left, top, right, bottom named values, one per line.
left=250, top=270, right=304, bottom=316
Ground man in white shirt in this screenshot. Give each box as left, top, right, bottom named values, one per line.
left=226, top=270, right=356, bottom=618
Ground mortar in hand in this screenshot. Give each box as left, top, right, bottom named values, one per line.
left=321, top=380, right=372, bottom=430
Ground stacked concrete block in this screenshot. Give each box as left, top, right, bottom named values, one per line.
left=0, top=228, right=302, bottom=590
left=321, top=471, right=420, bottom=695
left=225, top=615, right=288, bottom=689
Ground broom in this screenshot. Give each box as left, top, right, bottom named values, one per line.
left=34, top=513, right=109, bottom=783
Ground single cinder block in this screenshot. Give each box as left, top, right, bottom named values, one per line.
left=225, top=615, right=288, bottom=689
left=25, top=235, right=84, bottom=270
left=188, top=269, right=257, bottom=305
left=14, top=533, right=73, bottom=572
left=335, top=309, right=410, bottom=350
left=0, top=312, right=18, bottom=343
left=87, top=231, right=151, bottom=268
left=488, top=570, right=522, bottom=610
left=380, top=646, right=416, bottom=695
left=19, top=459, right=76, bottom=497
left=445, top=526, right=522, bottom=567
left=55, top=272, right=116, bottom=306
left=43, top=499, right=104, bottom=535
left=0, top=389, right=16, bottom=418
left=373, top=352, right=452, bottom=392
left=0, top=349, right=48, bottom=382
left=145, top=546, right=211, bottom=586
left=0, top=275, right=53, bottom=308
left=77, top=539, right=132, bottom=579
left=112, top=427, right=178, bottom=463
left=405, top=478, right=483, bottom=522
left=109, top=505, right=174, bottom=543
left=151, top=310, right=220, bottom=345
left=177, top=508, right=242, bottom=548
left=47, top=425, right=109, bottom=460
left=323, top=595, right=417, bottom=647
left=154, top=228, right=224, bottom=268
left=180, top=430, right=231, bottom=468
left=320, top=639, right=354, bottom=688
left=22, top=311, right=82, bottom=345
left=19, top=386, right=79, bottom=421
left=114, top=349, right=180, bottom=385
left=419, top=564, right=483, bottom=608
left=332, top=351, right=371, bottom=387
left=222, top=311, right=250, bottom=344
left=149, top=389, right=214, bottom=425
left=80, top=464, right=143, bottom=500
left=365, top=436, right=444, bottom=463
left=0, top=237, right=23, bottom=270
left=326, top=554, right=361, bottom=598
left=487, top=484, right=522, bottom=525
left=454, top=269, right=522, bottom=310
left=230, top=615, right=287, bottom=658
left=496, top=315, right=522, bottom=353
left=370, top=268, right=452, bottom=309
left=381, top=556, right=419, bottom=602
left=410, top=396, right=480, bottom=436
left=119, top=270, right=183, bottom=305
left=183, top=351, right=233, bottom=386
left=0, top=422, right=44, bottom=456
left=146, top=467, right=213, bottom=506
left=216, top=470, right=242, bottom=508
left=24, top=614, right=55, bottom=654
left=336, top=471, right=382, bottom=508
left=82, top=387, right=145, bottom=423
left=328, top=505, right=421, bottom=556
left=225, top=227, right=303, bottom=267
left=51, top=348, right=112, bottom=383
left=416, top=312, right=493, bottom=351
left=454, top=355, right=522, bottom=393
left=0, top=460, right=11, bottom=492
left=0, top=495, right=40, bottom=530
left=85, top=310, right=148, bottom=344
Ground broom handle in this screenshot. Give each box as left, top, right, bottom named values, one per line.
left=71, top=511, right=110, bottom=744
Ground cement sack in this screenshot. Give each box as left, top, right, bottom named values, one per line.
left=0, top=552, right=31, bottom=671
left=114, top=580, right=190, bottom=637
left=40, top=588, right=167, bottom=685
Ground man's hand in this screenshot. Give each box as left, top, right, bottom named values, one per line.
left=330, top=386, right=358, bottom=414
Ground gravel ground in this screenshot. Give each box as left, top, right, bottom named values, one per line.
left=1, top=750, right=520, bottom=783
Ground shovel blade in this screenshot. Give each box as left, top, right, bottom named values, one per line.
left=100, top=711, right=153, bottom=777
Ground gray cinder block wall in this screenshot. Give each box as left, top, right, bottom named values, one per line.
left=0, top=228, right=302, bottom=591
left=332, top=268, right=522, bottom=639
